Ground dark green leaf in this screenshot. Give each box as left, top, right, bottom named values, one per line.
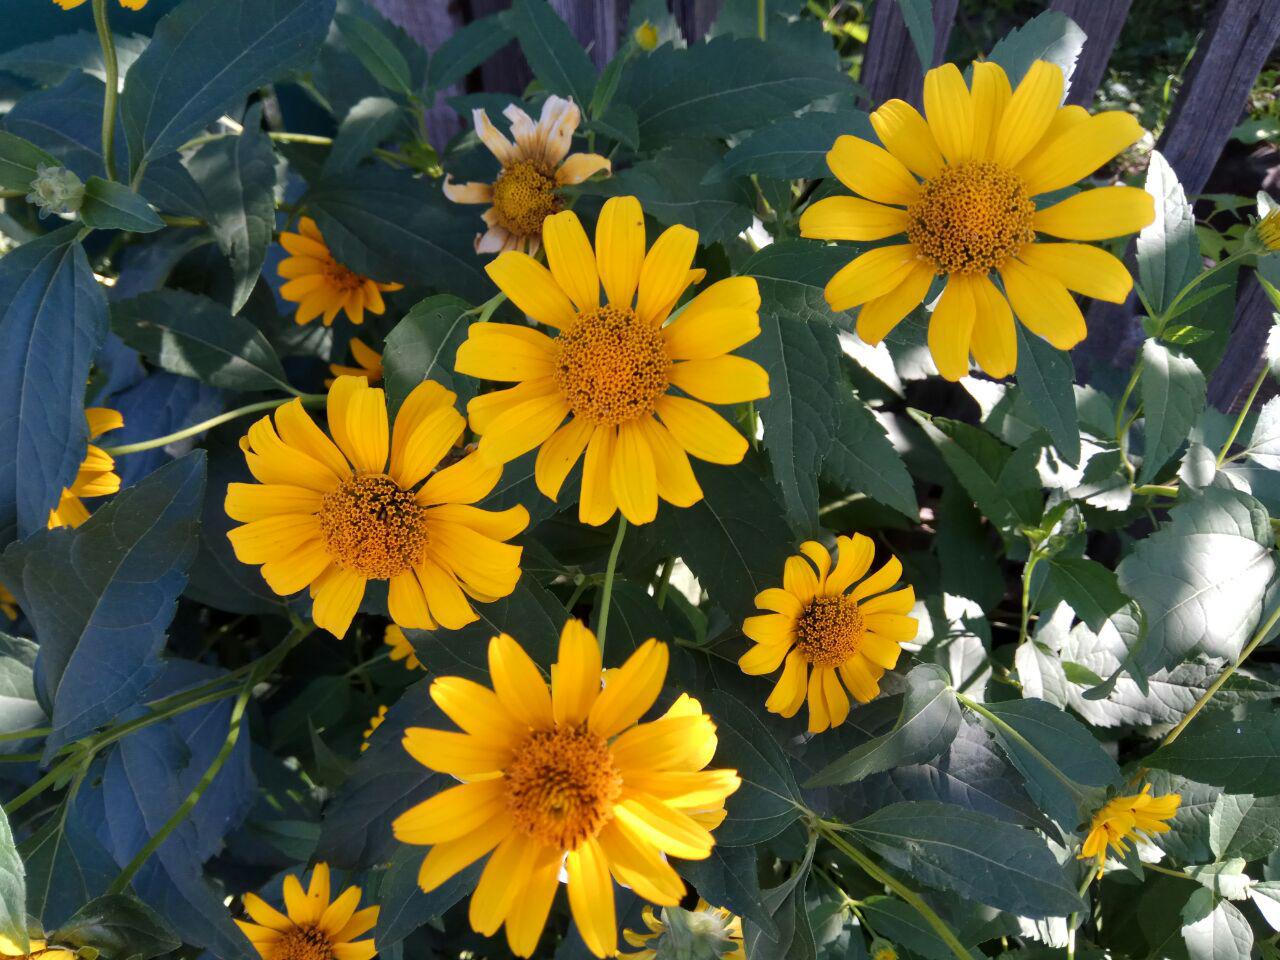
left=742, top=834, right=817, bottom=960
left=79, top=176, right=164, bottom=232
left=1138, top=339, right=1205, bottom=482
left=427, top=15, right=513, bottom=94
left=53, top=894, right=181, bottom=960
left=824, top=393, right=919, bottom=520
left=336, top=13, right=413, bottom=94
left=112, top=289, right=291, bottom=393
left=1209, top=794, right=1280, bottom=862
left=1137, top=151, right=1200, bottom=319
left=919, top=416, right=1042, bottom=534
left=850, top=801, right=1084, bottom=918
left=20, top=813, right=117, bottom=929
left=586, top=581, right=666, bottom=664
left=858, top=897, right=978, bottom=960
left=896, top=0, right=935, bottom=68
left=0, top=807, right=25, bottom=950
left=1015, top=325, right=1080, bottom=466
left=382, top=295, right=477, bottom=416
left=1181, top=889, right=1253, bottom=960
left=502, top=0, right=596, bottom=106
left=1148, top=702, right=1280, bottom=796
left=375, top=847, right=480, bottom=949
left=322, top=96, right=404, bottom=176
left=707, top=110, right=872, bottom=184
left=0, top=30, right=149, bottom=87
left=807, top=664, right=959, bottom=787
left=986, top=10, right=1086, bottom=87
left=1043, top=557, right=1142, bottom=637
left=0, top=131, right=57, bottom=192
left=680, top=845, right=775, bottom=937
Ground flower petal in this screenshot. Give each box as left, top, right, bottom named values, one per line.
left=969, top=60, right=1012, bottom=160
left=1000, top=257, right=1088, bottom=350
left=799, top=196, right=910, bottom=241
left=869, top=98, right=944, bottom=180
left=485, top=252, right=577, bottom=329
left=992, top=60, right=1063, bottom=168
left=535, top=417, right=595, bottom=501
left=611, top=419, right=658, bottom=524
left=825, top=244, right=919, bottom=311
left=969, top=272, right=1017, bottom=379
left=636, top=224, right=699, bottom=326
left=1017, top=111, right=1145, bottom=196
left=855, top=260, right=934, bottom=345
left=1033, top=186, right=1155, bottom=240
left=922, top=63, right=974, bottom=165
left=927, top=276, right=976, bottom=382
left=669, top=356, right=769, bottom=404
left=654, top=395, right=748, bottom=465
left=827, top=135, right=920, bottom=206
left=596, top=196, right=646, bottom=308
left=1017, top=242, right=1134, bottom=304
left=543, top=210, right=600, bottom=312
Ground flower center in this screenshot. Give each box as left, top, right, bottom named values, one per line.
left=318, top=474, right=428, bottom=580
left=504, top=726, right=623, bottom=851
left=492, top=159, right=561, bottom=238
left=555, top=305, right=671, bottom=426
left=906, top=161, right=1035, bottom=275
left=794, top=595, right=865, bottom=667
left=273, top=925, right=334, bottom=960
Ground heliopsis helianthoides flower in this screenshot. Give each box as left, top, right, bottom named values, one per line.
left=361, top=705, right=388, bottom=752
left=445, top=95, right=611, bottom=254
left=455, top=196, right=768, bottom=526
left=278, top=217, right=404, bottom=326
left=225, top=375, right=528, bottom=639
left=800, top=59, right=1153, bottom=380
left=392, top=621, right=741, bottom=958
left=384, top=624, right=424, bottom=671
left=1257, top=208, right=1280, bottom=252
left=54, top=0, right=145, bottom=8
left=0, top=585, right=16, bottom=621
left=327, top=337, right=383, bottom=386
left=235, top=862, right=378, bottom=960
left=49, top=407, right=123, bottom=529
left=0, top=934, right=72, bottom=960
left=1078, top=785, right=1181, bottom=876
left=740, top=535, right=918, bottom=733
left=622, top=901, right=745, bottom=960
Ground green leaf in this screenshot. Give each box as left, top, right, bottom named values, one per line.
left=895, top=0, right=935, bottom=68
left=986, top=10, right=1086, bottom=87
left=858, top=897, right=979, bottom=960
left=426, top=14, right=513, bottom=94
left=707, top=110, right=872, bottom=184
left=20, top=814, right=116, bottom=930
left=336, top=13, right=413, bottom=95
left=1148, top=701, right=1280, bottom=795
left=824, top=393, right=919, bottom=520
left=742, top=834, right=817, bottom=960
left=53, top=894, right=181, bottom=960
left=1138, top=339, right=1206, bottom=482
left=0, top=807, right=25, bottom=951
left=375, top=847, right=479, bottom=949
left=586, top=581, right=666, bottom=664
left=0, top=633, right=43, bottom=742
left=1116, top=487, right=1276, bottom=677
left=382, top=295, right=478, bottom=417
left=1181, top=889, right=1254, bottom=960
left=919, top=416, right=1042, bottom=535
left=1210, top=794, right=1280, bottom=861
left=850, top=801, right=1085, bottom=918
left=680, top=845, right=776, bottom=937
left=121, top=0, right=334, bottom=175
left=0, top=131, right=57, bottom=192
left=78, top=176, right=164, bottom=232
left=1015, top=325, right=1080, bottom=466
left=185, top=104, right=276, bottom=313
left=1043, top=557, right=1142, bottom=638
left=1137, top=151, right=1200, bottom=320
left=111, top=289, right=292, bottom=393
left=501, top=0, right=596, bottom=106
left=806, top=664, right=959, bottom=787
left=322, top=96, right=404, bottom=177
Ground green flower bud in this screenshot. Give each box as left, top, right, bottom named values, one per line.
left=26, top=164, right=84, bottom=218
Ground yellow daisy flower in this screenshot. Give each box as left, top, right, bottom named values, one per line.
left=384, top=624, right=423, bottom=671
left=445, top=95, right=611, bottom=255
left=0, top=585, right=16, bottom=621
left=225, top=375, right=528, bottom=639
left=49, top=407, right=123, bottom=529
left=1078, top=785, right=1181, bottom=876
left=801, top=59, right=1153, bottom=380
left=277, top=217, right=404, bottom=327
left=0, top=934, right=74, bottom=960
left=326, top=337, right=383, bottom=386
left=54, top=0, right=146, bottom=8
left=393, top=621, right=741, bottom=958
left=455, top=195, right=769, bottom=526
left=361, top=705, right=388, bottom=752
left=622, top=902, right=745, bottom=960
left=1258, top=208, right=1280, bottom=252
left=740, top=535, right=918, bottom=733
left=234, top=862, right=379, bottom=960
left=870, top=939, right=899, bottom=960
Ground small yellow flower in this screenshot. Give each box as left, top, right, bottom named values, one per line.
left=455, top=195, right=769, bottom=526
left=0, top=933, right=75, bottom=960
left=277, top=217, right=403, bottom=327
left=870, top=939, right=899, bottom=960
left=740, top=535, right=918, bottom=733
left=326, top=337, right=383, bottom=386
left=49, top=407, right=123, bottom=529
left=0, top=585, right=17, bottom=621
left=384, top=624, right=423, bottom=671
left=802, top=59, right=1153, bottom=380
left=225, top=376, right=528, bottom=639
left=234, top=862, right=379, bottom=960
left=361, top=705, right=388, bottom=752
left=622, top=902, right=745, bottom=960
left=445, top=96, right=611, bottom=255
left=53, top=0, right=146, bottom=8
left=1079, top=784, right=1181, bottom=875
left=1258, top=208, right=1280, bottom=252
left=393, top=621, right=741, bottom=958
left=634, top=21, right=660, bottom=51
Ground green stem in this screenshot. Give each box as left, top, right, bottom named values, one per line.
left=596, top=516, right=628, bottom=654
left=757, top=0, right=767, bottom=40
left=1018, top=551, right=1042, bottom=646
left=91, top=0, right=119, bottom=182
left=654, top=557, right=676, bottom=610
left=1155, top=250, right=1249, bottom=333
left=268, top=132, right=333, bottom=147
left=1114, top=359, right=1143, bottom=448
left=818, top=823, right=970, bottom=960
left=1217, top=361, right=1270, bottom=466
left=0, top=727, right=51, bottom=744
left=101, top=395, right=323, bottom=455
left=957, top=692, right=1090, bottom=802
left=1134, top=483, right=1179, bottom=498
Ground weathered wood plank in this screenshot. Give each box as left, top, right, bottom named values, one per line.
left=551, top=0, right=626, bottom=67
left=672, top=0, right=722, bottom=43
left=1049, top=0, right=1132, bottom=105
left=859, top=0, right=959, bottom=106
left=366, top=0, right=465, bottom=147
left=1207, top=273, right=1274, bottom=412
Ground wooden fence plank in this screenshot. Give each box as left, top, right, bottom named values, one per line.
left=367, top=0, right=466, bottom=148
left=672, top=0, right=722, bottom=43
left=1207, top=274, right=1274, bottom=412
left=859, top=0, right=960, bottom=106
left=1049, top=0, right=1132, bottom=105
left=551, top=0, right=626, bottom=67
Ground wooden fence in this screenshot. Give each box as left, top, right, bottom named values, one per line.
left=372, top=0, right=1280, bottom=411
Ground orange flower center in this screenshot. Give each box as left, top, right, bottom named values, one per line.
left=907, top=161, right=1035, bottom=274
left=504, top=726, right=623, bottom=850
left=273, top=924, right=334, bottom=960
left=555, top=305, right=671, bottom=426
left=492, top=159, right=561, bottom=237
left=320, top=257, right=367, bottom=294
left=794, top=595, right=865, bottom=667
left=318, top=474, right=428, bottom=580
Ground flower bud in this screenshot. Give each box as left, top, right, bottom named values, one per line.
left=25, top=164, right=84, bottom=219
left=634, top=20, right=659, bottom=51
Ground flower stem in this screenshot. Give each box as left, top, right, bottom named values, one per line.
left=957, top=692, right=1090, bottom=802
left=91, top=0, right=119, bottom=182
left=654, top=557, right=676, bottom=610
left=757, top=0, right=767, bottom=39
left=101, top=394, right=324, bottom=455
left=1217, top=361, right=1270, bottom=466
left=596, top=516, right=628, bottom=655
left=1018, top=551, right=1043, bottom=647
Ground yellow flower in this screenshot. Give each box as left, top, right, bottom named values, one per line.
left=225, top=375, right=528, bottom=639
left=235, top=862, right=379, bottom=960
left=1258, top=208, right=1280, bottom=252
left=634, top=21, right=660, bottom=51
left=801, top=59, right=1153, bottom=380
left=1079, top=785, right=1180, bottom=875
left=445, top=96, right=611, bottom=255
left=54, top=0, right=146, bottom=8
left=622, top=902, right=745, bottom=960
left=0, top=585, right=17, bottom=621
left=870, top=939, right=899, bottom=960
left=49, top=407, right=123, bottom=529
left=361, top=705, right=388, bottom=752
left=384, top=624, right=423, bottom=671
left=455, top=196, right=769, bottom=526
left=327, top=337, right=383, bottom=386
left=277, top=217, right=403, bottom=327
left=740, top=535, right=918, bottom=733
left=0, top=934, right=74, bottom=960
left=393, top=621, right=741, bottom=958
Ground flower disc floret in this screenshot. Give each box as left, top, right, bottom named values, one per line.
left=505, top=726, right=623, bottom=849
left=555, top=305, right=672, bottom=426
left=907, top=162, right=1034, bottom=274
left=492, top=159, right=563, bottom=237
left=319, top=474, right=429, bottom=580
left=795, top=595, right=865, bottom=667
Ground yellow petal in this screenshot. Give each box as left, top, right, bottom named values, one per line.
left=543, top=210, right=600, bottom=312
left=668, top=356, right=769, bottom=404
left=856, top=260, right=934, bottom=345
left=589, top=639, right=669, bottom=738
left=469, top=832, right=539, bottom=936
left=826, top=533, right=875, bottom=594
left=578, top=424, right=618, bottom=526
left=402, top=728, right=511, bottom=778
left=552, top=619, right=602, bottom=726
left=1000, top=257, right=1088, bottom=350
left=259, top=543, right=331, bottom=597
left=85, top=407, right=123, bottom=439
left=557, top=152, right=612, bottom=185
left=455, top=322, right=558, bottom=382
left=1032, top=186, right=1155, bottom=240
left=765, top=651, right=808, bottom=717
left=429, top=676, right=522, bottom=745
left=226, top=514, right=321, bottom=564
left=636, top=224, right=699, bottom=326
left=224, top=483, right=323, bottom=523
left=826, top=244, right=920, bottom=312
left=928, top=276, right=976, bottom=382
left=992, top=60, right=1063, bottom=168
left=596, top=195, right=645, bottom=308
left=476, top=393, right=569, bottom=466
left=311, top=566, right=366, bottom=639
left=806, top=666, right=831, bottom=733
left=827, top=135, right=920, bottom=206
left=739, top=639, right=791, bottom=675
left=566, top=838, right=617, bottom=958
left=418, top=451, right=501, bottom=505
left=869, top=99, right=944, bottom=180
left=489, top=633, right=554, bottom=729
left=485, top=252, right=577, bottom=329
left=969, top=273, right=1017, bottom=379
left=799, top=196, right=910, bottom=242
left=635, top=416, right=702, bottom=508
left=613, top=794, right=714, bottom=860
left=417, top=558, right=480, bottom=630
left=969, top=60, right=1012, bottom=161
left=662, top=296, right=760, bottom=362
left=274, top=398, right=350, bottom=478
left=535, top=417, right=595, bottom=501
left=598, top=821, right=685, bottom=907
left=611, top=419, right=658, bottom=524
left=1017, top=242, right=1133, bottom=304
left=1017, top=111, right=1145, bottom=196
left=755, top=586, right=804, bottom=617
left=504, top=843, right=562, bottom=957
left=389, top=569, right=433, bottom=630
left=922, top=63, right=974, bottom=165
left=851, top=554, right=904, bottom=601
left=654, top=395, right=747, bottom=465
left=391, top=405, right=466, bottom=489
left=783, top=554, right=818, bottom=603
left=392, top=779, right=507, bottom=845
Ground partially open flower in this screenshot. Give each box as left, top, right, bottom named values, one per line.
left=277, top=218, right=403, bottom=327
left=1079, top=785, right=1180, bottom=876
left=1257, top=208, right=1280, bottom=253
left=49, top=407, right=123, bottom=529
left=622, top=902, right=745, bottom=960
left=26, top=164, right=84, bottom=219
left=361, top=705, right=388, bottom=751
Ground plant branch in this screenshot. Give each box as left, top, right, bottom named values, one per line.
left=596, top=516, right=628, bottom=654
left=92, top=0, right=119, bottom=181
left=1217, top=361, right=1270, bottom=466
left=102, top=394, right=323, bottom=455
left=957, top=692, right=1090, bottom=802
